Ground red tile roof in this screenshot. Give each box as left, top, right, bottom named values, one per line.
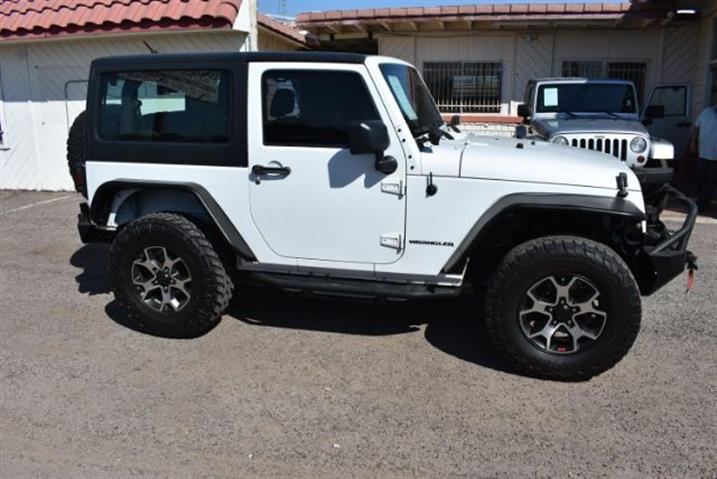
left=0, top=0, right=243, bottom=41
left=296, top=2, right=649, bottom=26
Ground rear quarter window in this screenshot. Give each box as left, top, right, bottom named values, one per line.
left=98, top=70, right=230, bottom=143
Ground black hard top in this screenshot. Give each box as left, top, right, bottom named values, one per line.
left=92, top=51, right=369, bottom=68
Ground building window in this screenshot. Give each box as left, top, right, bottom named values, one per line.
left=562, top=61, right=647, bottom=101
left=98, top=70, right=231, bottom=143
left=423, top=62, right=503, bottom=114
left=262, top=70, right=380, bottom=148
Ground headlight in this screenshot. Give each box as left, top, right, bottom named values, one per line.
left=552, top=135, right=569, bottom=146
left=630, top=137, right=647, bottom=153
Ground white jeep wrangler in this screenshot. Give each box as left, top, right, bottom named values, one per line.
left=72, top=52, right=697, bottom=380
left=517, top=78, right=676, bottom=189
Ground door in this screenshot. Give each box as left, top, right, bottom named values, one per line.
left=247, top=63, right=407, bottom=265
left=644, top=83, right=692, bottom=159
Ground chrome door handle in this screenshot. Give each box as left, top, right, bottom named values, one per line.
left=252, top=164, right=291, bottom=176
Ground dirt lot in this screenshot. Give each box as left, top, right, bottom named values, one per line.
left=0, top=190, right=715, bottom=478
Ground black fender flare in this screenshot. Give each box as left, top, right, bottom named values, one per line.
left=90, top=180, right=256, bottom=261
left=442, top=193, right=646, bottom=273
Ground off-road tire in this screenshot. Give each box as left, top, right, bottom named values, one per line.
left=485, top=235, right=641, bottom=381
left=67, top=110, right=87, bottom=197
left=109, top=213, right=234, bottom=338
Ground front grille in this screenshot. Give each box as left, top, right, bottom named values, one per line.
left=570, top=136, right=629, bottom=161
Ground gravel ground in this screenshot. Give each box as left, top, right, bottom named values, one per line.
left=0, top=190, right=715, bottom=478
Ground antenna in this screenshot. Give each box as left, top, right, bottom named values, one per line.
left=278, top=0, right=287, bottom=17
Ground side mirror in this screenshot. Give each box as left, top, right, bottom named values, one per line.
left=644, top=104, right=664, bottom=120
left=349, top=120, right=390, bottom=156
left=349, top=120, right=397, bottom=175
left=447, top=114, right=462, bottom=133
left=517, top=103, right=531, bottom=119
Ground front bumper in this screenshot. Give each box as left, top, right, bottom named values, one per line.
left=77, top=202, right=115, bottom=244
left=637, top=185, right=697, bottom=295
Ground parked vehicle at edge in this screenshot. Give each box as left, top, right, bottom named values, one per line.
left=70, top=52, right=697, bottom=381
left=517, top=78, right=688, bottom=188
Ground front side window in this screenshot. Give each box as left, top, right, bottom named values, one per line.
left=262, top=70, right=380, bottom=148
left=98, top=70, right=230, bottom=143
left=423, top=62, right=503, bottom=113
left=536, top=83, right=638, bottom=114
left=648, top=85, right=687, bottom=117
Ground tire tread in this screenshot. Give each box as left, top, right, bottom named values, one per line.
left=109, top=213, right=233, bottom=337
left=485, top=235, right=641, bottom=381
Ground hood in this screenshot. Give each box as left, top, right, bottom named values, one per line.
left=534, top=116, right=648, bottom=137
left=457, top=136, right=640, bottom=191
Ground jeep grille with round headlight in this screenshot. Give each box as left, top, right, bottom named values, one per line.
left=556, top=133, right=649, bottom=163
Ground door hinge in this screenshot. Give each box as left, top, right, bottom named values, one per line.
left=380, top=233, right=402, bottom=250
left=381, top=180, right=404, bottom=197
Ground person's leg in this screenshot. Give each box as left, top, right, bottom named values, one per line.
left=705, top=161, right=717, bottom=210
left=696, top=159, right=717, bottom=211
left=696, top=159, right=708, bottom=208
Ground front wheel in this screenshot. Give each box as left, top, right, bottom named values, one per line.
left=485, top=236, right=641, bottom=381
left=109, top=213, right=234, bottom=338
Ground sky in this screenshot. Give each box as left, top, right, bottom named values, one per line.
left=258, top=0, right=616, bottom=17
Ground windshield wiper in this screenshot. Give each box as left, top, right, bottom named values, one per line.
left=600, top=111, right=622, bottom=120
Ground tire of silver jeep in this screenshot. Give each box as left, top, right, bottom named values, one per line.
left=485, top=235, right=641, bottom=381
left=109, top=213, right=234, bottom=338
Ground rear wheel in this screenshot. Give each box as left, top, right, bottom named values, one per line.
left=485, top=235, right=641, bottom=381
left=109, top=213, right=233, bottom=338
left=67, top=110, right=87, bottom=197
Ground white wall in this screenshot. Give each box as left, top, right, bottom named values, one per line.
left=0, top=30, right=246, bottom=191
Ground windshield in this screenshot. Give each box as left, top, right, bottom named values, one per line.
left=535, top=83, right=638, bottom=114
left=379, top=63, right=443, bottom=138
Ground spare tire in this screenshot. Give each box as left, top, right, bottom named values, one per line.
left=67, top=110, right=87, bottom=197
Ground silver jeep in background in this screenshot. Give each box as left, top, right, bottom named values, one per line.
left=517, top=78, right=678, bottom=188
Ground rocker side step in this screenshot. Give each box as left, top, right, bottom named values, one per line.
left=247, top=272, right=465, bottom=302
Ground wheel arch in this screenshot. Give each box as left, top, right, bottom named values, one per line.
left=90, top=180, right=256, bottom=261
left=443, top=192, right=646, bottom=277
